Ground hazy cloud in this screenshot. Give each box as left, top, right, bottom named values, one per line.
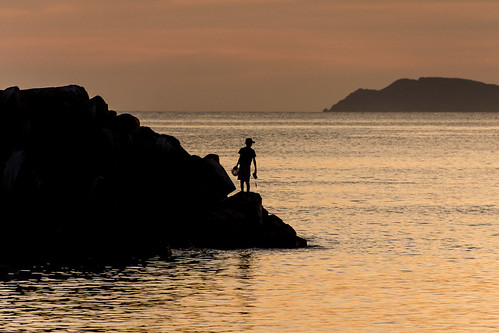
left=2, top=1, right=499, bottom=110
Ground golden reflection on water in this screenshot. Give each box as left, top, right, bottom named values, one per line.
left=0, top=248, right=498, bottom=332
left=2, top=112, right=499, bottom=332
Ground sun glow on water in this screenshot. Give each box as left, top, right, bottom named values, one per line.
left=1, top=111, right=498, bottom=332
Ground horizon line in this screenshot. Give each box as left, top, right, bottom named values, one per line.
left=118, top=109, right=322, bottom=113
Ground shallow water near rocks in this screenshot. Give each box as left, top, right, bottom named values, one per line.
left=1, top=111, right=498, bottom=332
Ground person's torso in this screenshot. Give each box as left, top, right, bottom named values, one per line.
left=239, top=147, right=255, bottom=165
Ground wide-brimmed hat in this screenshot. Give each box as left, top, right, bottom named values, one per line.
left=245, top=138, right=255, bottom=144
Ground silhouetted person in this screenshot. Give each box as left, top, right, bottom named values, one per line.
left=235, top=138, right=257, bottom=192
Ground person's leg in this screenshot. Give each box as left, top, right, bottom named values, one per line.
left=240, top=180, right=245, bottom=192
left=246, top=180, right=250, bottom=192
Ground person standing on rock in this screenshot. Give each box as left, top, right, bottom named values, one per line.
left=235, top=138, right=257, bottom=192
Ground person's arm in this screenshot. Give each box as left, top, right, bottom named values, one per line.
left=235, top=149, right=241, bottom=167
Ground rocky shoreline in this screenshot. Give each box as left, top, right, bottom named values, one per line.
left=0, top=85, right=306, bottom=264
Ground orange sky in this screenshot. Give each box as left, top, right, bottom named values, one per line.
left=2, top=0, right=499, bottom=111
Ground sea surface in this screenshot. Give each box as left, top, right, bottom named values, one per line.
left=1, top=111, right=498, bottom=332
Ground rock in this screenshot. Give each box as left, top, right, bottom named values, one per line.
left=200, top=154, right=237, bottom=205
left=178, top=192, right=307, bottom=249
left=0, top=85, right=307, bottom=264
left=3, top=150, right=25, bottom=193
left=325, top=77, right=499, bottom=112
left=261, top=213, right=308, bottom=248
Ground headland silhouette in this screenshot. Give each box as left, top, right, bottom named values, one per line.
left=324, top=77, right=499, bottom=112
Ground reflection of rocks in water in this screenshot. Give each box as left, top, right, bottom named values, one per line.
left=0, top=85, right=306, bottom=264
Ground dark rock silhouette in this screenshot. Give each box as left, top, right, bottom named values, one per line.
left=0, top=85, right=306, bottom=264
left=173, top=191, right=307, bottom=249
left=325, top=77, right=499, bottom=112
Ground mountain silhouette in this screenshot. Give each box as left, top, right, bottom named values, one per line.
left=325, top=77, right=499, bottom=112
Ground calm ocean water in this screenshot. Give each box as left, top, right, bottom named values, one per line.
left=1, top=111, right=498, bottom=332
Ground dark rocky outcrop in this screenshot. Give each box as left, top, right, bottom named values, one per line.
left=0, top=85, right=306, bottom=264
left=325, top=77, right=499, bottom=112
left=178, top=191, right=307, bottom=249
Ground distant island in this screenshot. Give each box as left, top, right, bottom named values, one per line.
left=324, top=77, right=499, bottom=112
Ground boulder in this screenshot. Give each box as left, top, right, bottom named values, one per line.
left=177, top=192, right=307, bottom=249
